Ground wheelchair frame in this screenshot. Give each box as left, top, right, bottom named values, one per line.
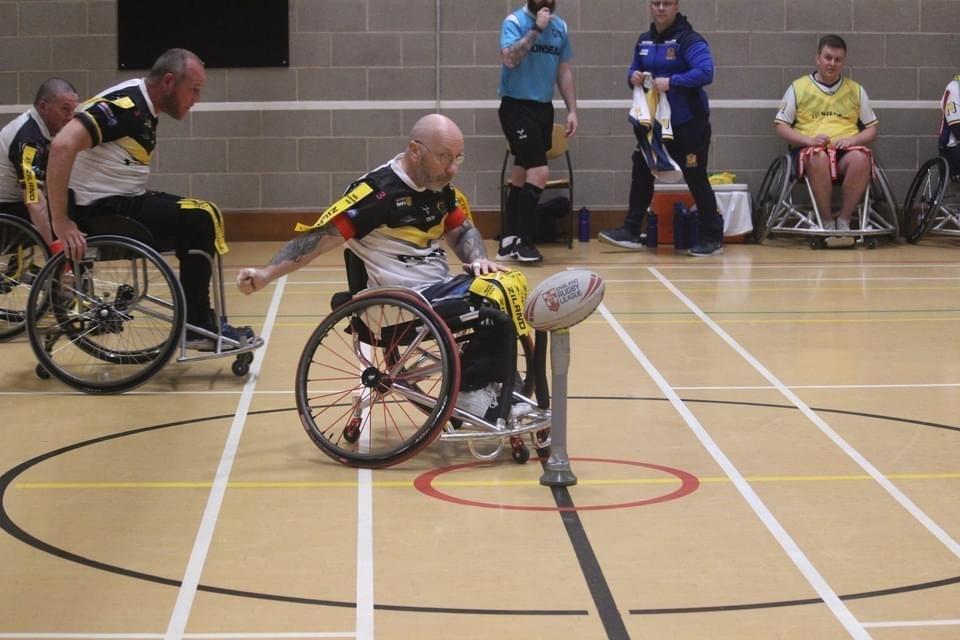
left=902, top=155, right=960, bottom=243
left=15, top=215, right=262, bottom=393
left=296, top=277, right=552, bottom=469
left=754, top=152, right=900, bottom=249
left=0, top=213, right=50, bottom=342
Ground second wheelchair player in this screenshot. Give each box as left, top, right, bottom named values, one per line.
left=773, top=34, right=878, bottom=233
left=237, top=113, right=530, bottom=420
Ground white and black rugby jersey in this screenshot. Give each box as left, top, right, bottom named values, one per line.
left=329, top=155, right=467, bottom=290
left=0, top=107, right=53, bottom=205
left=70, top=78, right=157, bottom=205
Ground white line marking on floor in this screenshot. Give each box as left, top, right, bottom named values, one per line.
left=355, top=354, right=374, bottom=640
left=163, top=277, right=287, bottom=640
left=599, top=301, right=869, bottom=639
left=862, top=619, right=960, bottom=628
left=649, top=266, right=960, bottom=563
left=0, top=633, right=355, bottom=639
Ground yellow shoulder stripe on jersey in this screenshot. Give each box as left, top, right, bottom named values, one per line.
left=81, top=95, right=136, bottom=111
left=468, top=270, right=529, bottom=336
left=178, top=198, right=229, bottom=255
left=454, top=186, right=473, bottom=224
left=20, top=145, right=40, bottom=204
left=294, top=183, right=374, bottom=232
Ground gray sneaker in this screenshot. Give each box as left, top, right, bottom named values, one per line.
left=598, top=227, right=646, bottom=249
left=687, top=241, right=724, bottom=257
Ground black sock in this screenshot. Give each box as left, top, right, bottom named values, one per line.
left=517, top=183, right=543, bottom=244
left=502, top=184, right=521, bottom=242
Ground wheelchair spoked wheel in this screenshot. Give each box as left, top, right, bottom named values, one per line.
left=296, top=289, right=460, bottom=469
left=753, top=155, right=790, bottom=244
left=26, top=236, right=185, bottom=393
left=0, top=214, right=50, bottom=342
left=903, top=156, right=949, bottom=243
left=871, top=162, right=901, bottom=239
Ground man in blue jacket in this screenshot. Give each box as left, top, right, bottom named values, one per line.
left=599, top=0, right=723, bottom=257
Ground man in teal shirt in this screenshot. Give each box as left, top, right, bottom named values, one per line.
left=497, top=0, right=578, bottom=263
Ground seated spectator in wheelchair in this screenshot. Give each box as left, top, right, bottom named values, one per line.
left=774, top=34, right=878, bottom=232
left=45, top=48, right=253, bottom=352
left=941, top=73, right=960, bottom=179
left=0, top=78, right=79, bottom=245
left=237, top=113, right=528, bottom=419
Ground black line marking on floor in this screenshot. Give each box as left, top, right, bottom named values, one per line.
left=0, top=409, right=587, bottom=617
left=2, top=397, right=956, bottom=618
left=547, top=476, right=631, bottom=639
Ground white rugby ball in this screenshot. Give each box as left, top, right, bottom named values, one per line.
left=524, top=270, right=605, bottom=331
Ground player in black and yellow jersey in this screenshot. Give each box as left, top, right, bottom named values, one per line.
left=45, top=48, right=251, bottom=351
left=0, top=79, right=78, bottom=245
left=237, top=113, right=529, bottom=418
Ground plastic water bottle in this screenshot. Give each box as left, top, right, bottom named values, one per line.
left=578, top=207, right=590, bottom=242
left=686, top=205, right=700, bottom=248
left=645, top=212, right=658, bottom=247
left=673, top=202, right=688, bottom=250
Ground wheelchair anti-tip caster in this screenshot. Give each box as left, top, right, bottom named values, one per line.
left=35, top=363, right=50, bottom=379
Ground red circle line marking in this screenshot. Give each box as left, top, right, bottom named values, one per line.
left=413, top=457, right=700, bottom=511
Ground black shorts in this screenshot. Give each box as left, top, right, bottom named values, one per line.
left=0, top=201, right=30, bottom=222
left=498, top=96, right=553, bottom=170
left=943, top=145, right=960, bottom=179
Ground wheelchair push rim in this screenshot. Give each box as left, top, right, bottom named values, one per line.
left=26, top=235, right=185, bottom=393
left=296, top=289, right=460, bottom=468
left=903, top=156, right=949, bottom=243
left=0, top=214, right=50, bottom=342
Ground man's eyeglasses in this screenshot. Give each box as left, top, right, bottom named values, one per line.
left=413, top=139, right=465, bottom=167
left=650, top=1, right=677, bottom=7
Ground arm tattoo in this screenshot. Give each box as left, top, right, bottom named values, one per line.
left=450, top=220, right=487, bottom=263
left=503, top=30, right=539, bottom=69
left=268, top=226, right=338, bottom=266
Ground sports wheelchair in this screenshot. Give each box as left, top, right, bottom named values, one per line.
left=0, top=213, right=50, bottom=341
left=753, top=152, right=900, bottom=249
left=18, top=214, right=262, bottom=393
left=295, top=251, right=552, bottom=469
left=902, top=155, right=960, bottom=243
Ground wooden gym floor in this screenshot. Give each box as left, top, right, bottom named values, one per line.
left=1, top=238, right=958, bottom=640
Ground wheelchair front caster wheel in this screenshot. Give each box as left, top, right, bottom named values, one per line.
left=865, top=238, right=878, bottom=249
left=35, top=363, right=50, bottom=379
left=809, top=238, right=826, bottom=250
left=510, top=438, right=530, bottom=464
left=231, top=352, right=254, bottom=377
left=342, top=417, right=361, bottom=443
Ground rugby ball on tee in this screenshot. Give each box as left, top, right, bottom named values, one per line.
left=524, top=270, right=605, bottom=331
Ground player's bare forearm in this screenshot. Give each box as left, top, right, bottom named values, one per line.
left=238, top=225, right=344, bottom=295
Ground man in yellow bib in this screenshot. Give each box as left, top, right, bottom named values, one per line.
left=774, top=34, right=878, bottom=231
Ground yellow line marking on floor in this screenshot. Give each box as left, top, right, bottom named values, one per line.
left=15, top=472, right=960, bottom=491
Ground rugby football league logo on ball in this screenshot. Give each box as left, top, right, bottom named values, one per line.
left=524, top=270, right=605, bottom=331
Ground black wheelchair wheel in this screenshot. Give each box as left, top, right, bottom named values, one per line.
left=753, top=155, right=790, bottom=244
left=26, top=236, right=185, bottom=393
left=903, top=157, right=949, bottom=243
left=296, top=289, right=460, bottom=468
left=0, top=214, right=50, bottom=342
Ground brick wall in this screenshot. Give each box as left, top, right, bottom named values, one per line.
left=0, top=0, right=956, bottom=215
